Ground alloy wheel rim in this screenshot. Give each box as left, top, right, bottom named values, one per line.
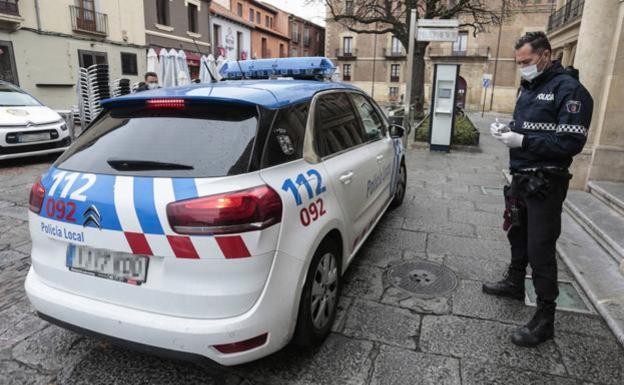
left=311, top=252, right=338, bottom=330
left=396, top=165, right=406, bottom=200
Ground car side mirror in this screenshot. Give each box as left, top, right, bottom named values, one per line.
left=390, top=124, right=405, bottom=138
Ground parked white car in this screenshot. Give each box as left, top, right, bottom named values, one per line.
left=0, top=81, right=71, bottom=160
left=24, top=58, right=407, bottom=365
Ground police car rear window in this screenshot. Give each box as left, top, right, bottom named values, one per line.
left=55, top=103, right=259, bottom=177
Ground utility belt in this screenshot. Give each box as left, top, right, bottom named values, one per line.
left=502, top=167, right=572, bottom=230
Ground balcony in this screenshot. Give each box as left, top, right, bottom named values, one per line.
left=384, top=48, right=406, bottom=60
left=427, top=47, right=489, bottom=59
left=548, top=0, right=584, bottom=32
left=291, top=32, right=300, bottom=44
left=70, top=5, right=108, bottom=36
left=303, top=36, right=310, bottom=47
left=335, top=48, right=357, bottom=60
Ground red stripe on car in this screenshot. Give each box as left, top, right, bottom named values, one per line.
left=215, top=236, right=251, bottom=259
left=124, top=232, right=153, bottom=256
left=167, top=235, right=200, bottom=259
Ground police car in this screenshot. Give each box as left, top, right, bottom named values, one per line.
left=0, top=81, right=71, bottom=160
left=25, top=57, right=407, bottom=365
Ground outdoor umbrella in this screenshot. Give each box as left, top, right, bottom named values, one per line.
left=199, top=55, right=211, bottom=83
left=147, top=48, right=159, bottom=76
left=164, top=48, right=178, bottom=87
left=157, top=48, right=167, bottom=86
left=210, top=54, right=222, bottom=82
left=176, top=50, right=190, bottom=86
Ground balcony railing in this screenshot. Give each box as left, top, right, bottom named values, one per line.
left=0, top=1, right=19, bottom=16
left=548, top=0, right=584, bottom=32
left=335, top=48, right=357, bottom=60
left=383, top=47, right=406, bottom=59
left=70, top=5, right=108, bottom=36
left=427, top=46, right=490, bottom=58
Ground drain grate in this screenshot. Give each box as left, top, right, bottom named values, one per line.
left=387, top=260, right=458, bottom=297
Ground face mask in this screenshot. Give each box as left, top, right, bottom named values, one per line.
left=519, top=64, right=541, bottom=81
left=147, top=82, right=159, bottom=90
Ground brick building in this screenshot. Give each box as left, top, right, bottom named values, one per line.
left=288, top=14, right=325, bottom=57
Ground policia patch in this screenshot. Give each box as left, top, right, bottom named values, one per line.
left=566, top=100, right=581, bottom=114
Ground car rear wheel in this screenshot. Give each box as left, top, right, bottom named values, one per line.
left=390, top=162, right=406, bottom=209
left=293, top=242, right=340, bottom=347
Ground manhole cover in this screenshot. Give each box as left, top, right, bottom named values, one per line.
left=387, top=261, right=458, bottom=297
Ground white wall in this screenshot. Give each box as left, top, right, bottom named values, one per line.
left=211, top=17, right=251, bottom=61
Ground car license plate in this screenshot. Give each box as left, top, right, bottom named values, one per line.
left=66, top=244, right=149, bottom=285
left=19, top=132, right=50, bottom=143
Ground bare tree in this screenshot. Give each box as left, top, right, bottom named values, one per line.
left=318, top=0, right=516, bottom=116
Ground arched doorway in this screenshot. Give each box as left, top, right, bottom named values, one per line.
left=455, top=76, right=467, bottom=109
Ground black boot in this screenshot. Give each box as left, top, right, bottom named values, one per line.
left=482, top=268, right=525, bottom=301
left=511, top=301, right=555, bottom=347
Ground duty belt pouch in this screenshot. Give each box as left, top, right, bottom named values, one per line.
left=503, top=180, right=526, bottom=230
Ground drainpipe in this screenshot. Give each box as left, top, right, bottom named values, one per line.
left=34, top=0, right=42, bottom=31
left=371, top=22, right=378, bottom=98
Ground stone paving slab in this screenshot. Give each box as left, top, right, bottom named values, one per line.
left=460, top=359, right=583, bottom=385
left=427, top=233, right=509, bottom=260
left=420, top=315, right=568, bottom=376
left=369, top=345, right=460, bottom=385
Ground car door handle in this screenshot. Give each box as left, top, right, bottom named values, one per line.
left=376, top=154, right=384, bottom=163
left=339, top=171, right=354, bottom=184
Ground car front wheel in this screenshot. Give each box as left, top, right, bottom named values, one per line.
left=390, top=162, right=406, bottom=209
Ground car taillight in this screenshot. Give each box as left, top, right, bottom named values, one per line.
left=167, top=185, right=282, bottom=235
left=213, top=333, right=268, bottom=354
left=29, top=176, right=46, bottom=214
left=145, top=98, right=186, bottom=109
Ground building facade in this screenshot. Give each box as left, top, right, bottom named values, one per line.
left=245, top=0, right=289, bottom=59
left=144, top=0, right=212, bottom=79
left=548, top=0, right=624, bottom=189
left=288, top=14, right=325, bottom=57
left=0, top=0, right=146, bottom=109
left=325, top=1, right=553, bottom=108
left=210, top=0, right=252, bottom=61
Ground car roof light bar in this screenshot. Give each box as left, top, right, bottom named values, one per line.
left=219, top=57, right=336, bottom=81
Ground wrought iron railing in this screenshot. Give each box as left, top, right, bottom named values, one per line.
left=383, top=47, right=406, bottom=58
left=0, top=0, right=19, bottom=16
left=70, top=5, right=108, bottom=36
left=547, top=0, right=584, bottom=32
left=427, top=46, right=490, bottom=57
left=335, top=48, right=357, bottom=59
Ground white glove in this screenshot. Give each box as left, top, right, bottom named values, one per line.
left=496, top=131, right=524, bottom=149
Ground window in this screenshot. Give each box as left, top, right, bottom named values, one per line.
left=249, top=8, right=254, bottom=22
left=262, top=103, right=310, bottom=168
left=391, top=36, right=402, bottom=55
left=314, top=93, right=364, bottom=157
left=291, top=47, right=298, bottom=57
left=261, top=37, right=268, bottom=58
left=389, top=87, right=399, bottom=100
left=390, top=64, right=400, bottom=82
left=213, top=24, right=222, bottom=55
left=78, top=49, right=107, bottom=68
left=256, top=11, right=260, bottom=24
left=156, top=0, right=170, bottom=25
left=345, top=0, right=353, bottom=15
left=342, top=64, right=351, bottom=81
left=350, top=94, right=384, bottom=141
left=291, top=22, right=299, bottom=42
left=56, top=103, right=259, bottom=178
left=237, top=2, right=243, bottom=17
left=279, top=43, right=285, bottom=57
left=265, top=15, right=270, bottom=27
left=343, top=36, right=353, bottom=55
left=187, top=3, right=198, bottom=33
left=0, top=41, right=19, bottom=85
left=304, top=27, right=310, bottom=46
left=453, top=31, right=468, bottom=54
left=121, top=52, right=138, bottom=75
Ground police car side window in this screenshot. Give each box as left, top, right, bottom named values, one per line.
left=351, top=93, right=384, bottom=141
left=261, top=102, right=309, bottom=168
left=314, top=92, right=365, bottom=157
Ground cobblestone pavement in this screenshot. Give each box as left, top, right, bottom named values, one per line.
left=1, top=113, right=623, bottom=385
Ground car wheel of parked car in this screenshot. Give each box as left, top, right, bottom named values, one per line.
left=390, top=161, right=407, bottom=209
left=293, top=241, right=341, bottom=347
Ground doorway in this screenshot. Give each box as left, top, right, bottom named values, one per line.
left=455, top=76, right=467, bottom=109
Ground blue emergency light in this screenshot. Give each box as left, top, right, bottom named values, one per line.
left=219, top=57, right=336, bottom=80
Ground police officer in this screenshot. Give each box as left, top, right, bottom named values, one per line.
left=482, top=31, right=593, bottom=347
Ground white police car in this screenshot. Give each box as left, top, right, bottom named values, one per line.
left=25, top=57, right=407, bottom=365
left=0, top=81, right=71, bottom=160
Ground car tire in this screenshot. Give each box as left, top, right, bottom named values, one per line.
left=389, top=161, right=407, bottom=209
left=292, top=241, right=341, bottom=347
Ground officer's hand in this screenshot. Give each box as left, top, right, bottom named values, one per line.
left=497, top=131, right=524, bottom=149
left=490, top=119, right=509, bottom=137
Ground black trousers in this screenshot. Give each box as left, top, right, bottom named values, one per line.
left=506, top=173, right=570, bottom=305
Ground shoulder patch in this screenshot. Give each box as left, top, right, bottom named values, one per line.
left=566, top=100, right=581, bottom=114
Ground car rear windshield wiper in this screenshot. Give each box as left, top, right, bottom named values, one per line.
left=107, top=158, right=194, bottom=171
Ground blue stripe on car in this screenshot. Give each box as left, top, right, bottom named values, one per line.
left=172, top=178, right=198, bottom=201
left=133, top=177, right=164, bottom=234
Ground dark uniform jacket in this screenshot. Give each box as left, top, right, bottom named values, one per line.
left=510, top=60, right=593, bottom=171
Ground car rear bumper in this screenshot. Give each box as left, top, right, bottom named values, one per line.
left=25, top=250, right=306, bottom=366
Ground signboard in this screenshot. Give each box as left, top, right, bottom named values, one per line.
left=417, top=19, right=460, bottom=28
left=417, top=28, right=458, bottom=42
left=482, top=73, right=493, bottom=88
